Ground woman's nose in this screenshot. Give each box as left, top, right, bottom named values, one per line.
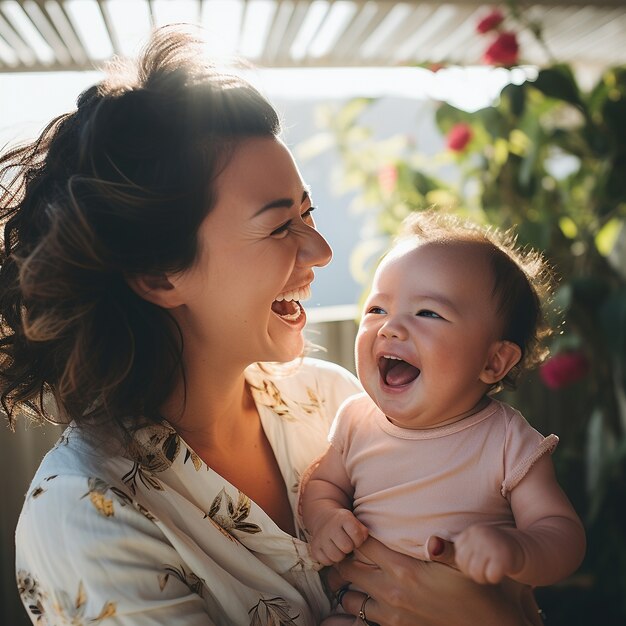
left=298, top=225, right=332, bottom=268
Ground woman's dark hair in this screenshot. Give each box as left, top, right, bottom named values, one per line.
left=397, top=210, right=556, bottom=391
left=0, top=26, right=281, bottom=430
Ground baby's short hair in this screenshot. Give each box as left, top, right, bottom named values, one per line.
left=396, top=210, right=555, bottom=391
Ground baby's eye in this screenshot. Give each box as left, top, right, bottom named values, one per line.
left=367, top=306, right=387, bottom=315
left=416, top=309, right=442, bottom=319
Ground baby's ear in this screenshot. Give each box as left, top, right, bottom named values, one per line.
left=125, top=273, right=184, bottom=309
left=480, top=340, right=522, bottom=385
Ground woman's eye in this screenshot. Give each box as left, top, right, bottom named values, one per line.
left=302, top=206, right=316, bottom=222
left=367, top=306, right=386, bottom=315
left=270, top=206, right=316, bottom=238
left=416, top=309, right=442, bottom=319
left=270, top=220, right=291, bottom=237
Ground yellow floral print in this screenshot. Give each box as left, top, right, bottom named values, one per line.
left=248, top=379, right=324, bottom=421
left=81, top=478, right=115, bottom=517
left=51, top=581, right=116, bottom=624
left=17, top=574, right=117, bottom=625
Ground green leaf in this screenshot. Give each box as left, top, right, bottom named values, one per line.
left=602, top=95, right=626, bottom=145
left=595, top=218, right=623, bottom=256
left=434, top=102, right=471, bottom=133
left=532, top=65, right=582, bottom=107
left=559, top=216, right=579, bottom=239
left=335, top=98, right=372, bottom=130
left=501, top=82, right=526, bottom=118
left=606, top=153, right=626, bottom=204
left=295, top=132, right=336, bottom=160
left=585, top=408, right=613, bottom=522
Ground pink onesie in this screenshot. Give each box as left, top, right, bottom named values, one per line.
left=329, top=393, right=559, bottom=559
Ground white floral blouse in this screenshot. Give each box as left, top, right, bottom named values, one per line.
left=16, top=358, right=360, bottom=626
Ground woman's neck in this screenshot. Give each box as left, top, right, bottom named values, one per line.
left=161, top=359, right=255, bottom=451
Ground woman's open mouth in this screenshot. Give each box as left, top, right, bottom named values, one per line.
left=271, top=285, right=311, bottom=324
left=378, top=355, right=421, bottom=388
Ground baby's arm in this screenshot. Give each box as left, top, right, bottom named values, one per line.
left=454, top=454, right=585, bottom=586
left=300, top=445, right=368, bottom=565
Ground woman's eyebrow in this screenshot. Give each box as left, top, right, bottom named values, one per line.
left=254, top=190, right=310, bottom=217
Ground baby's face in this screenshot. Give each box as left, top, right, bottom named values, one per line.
left=355, top=239, right=505, bottom=429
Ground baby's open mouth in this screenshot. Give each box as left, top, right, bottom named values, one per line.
left=271, top=285, right=311, bottom=321
left=378, top=355, right=420, bottom=387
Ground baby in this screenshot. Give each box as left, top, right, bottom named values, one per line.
left=300, top=211, right=585, bottom=624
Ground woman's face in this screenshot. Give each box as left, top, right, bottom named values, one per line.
left=171, top=137, right=332, bottom=370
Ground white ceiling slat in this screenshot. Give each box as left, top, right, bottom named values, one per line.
left=2, top=0, right=54, bottom=64
left=411, top=5, right=483, bottom=65
left=539, top=7, right=594, bottom=49
left=307, top=0, right=357, bottom=60
left=270, top=0, right=310, bottom=65
left=380, top=4, right=436, bottom=63
left=0, top=0, right=625, bottom=72
left=43, top=0, right=87, bottom=65
left=64, top=0, right=113, bottom=61
left=105, top=0, right=152, bottom=59
left=0, top=10, right=35, bottom=65
left=330, top=1, right=381, bottom=62
left=263, top=0, right=293, bottom=63
left=290, top=0, right=330, bottom=62
left=0, top=32, right=19, bottom=66
left=22, top=0, right=71, bottom=65
left=555, top=8, right=624, bottom=60
left=360, top=2, right=413, bottom=60
left=393, top=4, right=458, bottom=63
left=340, top=0, right=396, bottom=63
left=98, top=0, right=122, bottom=57
left=240, top=0, right=277, bottom=59
left=425, top=7, right=483, bottom=63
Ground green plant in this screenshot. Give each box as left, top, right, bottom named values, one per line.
left=311, top=5, right=626, bottom=625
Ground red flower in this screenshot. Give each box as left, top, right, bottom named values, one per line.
left=446, top=123, right=473, bottom=152
left=476, top=9, right=504, bottom=34
left=483, top=31, right=519, bottom=66
left=539, top=351, right=589, bottom=390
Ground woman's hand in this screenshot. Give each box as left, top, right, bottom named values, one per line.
left=328, top=536, right=543, bottom=626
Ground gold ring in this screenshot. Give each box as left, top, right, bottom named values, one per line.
left=358, top=594, right=370, bottom=622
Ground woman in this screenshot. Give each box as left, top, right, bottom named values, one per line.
left=1, top=27, right=538, bottom=625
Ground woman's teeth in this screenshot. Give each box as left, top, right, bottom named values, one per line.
left=274, top=285, right=311, bottom=303
left=271, top=285, right=311, bottom=321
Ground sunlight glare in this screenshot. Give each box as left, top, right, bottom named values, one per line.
left=201, top=0, right=244, bottom=59
left=105, top=0, right=152, bottom=58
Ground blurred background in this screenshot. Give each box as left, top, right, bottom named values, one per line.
left=1, top=1, right=625, bottom=624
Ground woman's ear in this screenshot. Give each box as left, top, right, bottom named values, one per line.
left=125, top=273, right=185, bottom=309
left=480, top=340, right=522, bottom=385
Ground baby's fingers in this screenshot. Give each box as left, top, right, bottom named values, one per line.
left=342, top=516, right=369, bottom=547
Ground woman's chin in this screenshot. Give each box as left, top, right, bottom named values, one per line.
left=266, top=317, right=306, bottom=363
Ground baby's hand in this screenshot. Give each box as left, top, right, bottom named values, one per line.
left=310, top=509, right=368, bottom=566
left=454, top=524, right=524, bottom=584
